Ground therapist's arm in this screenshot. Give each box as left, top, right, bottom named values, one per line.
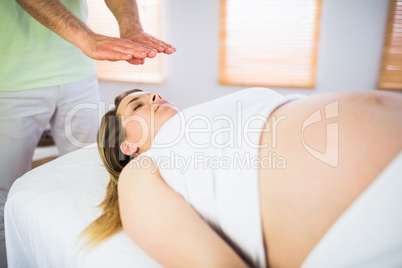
left=118, top=157, right=247, bottom=268
left=15, top=0, right=160, bottom=64
left=104, top=0, right=176, bottom=65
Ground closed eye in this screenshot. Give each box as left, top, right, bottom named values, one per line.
left=134, top=103, right=143, bottom=111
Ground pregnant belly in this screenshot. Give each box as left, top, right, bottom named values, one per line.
left=257, top=91, right=402, bottom=267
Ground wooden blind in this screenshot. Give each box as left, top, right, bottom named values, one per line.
left=87, top=0, right=163, bottom=84
left=220, top=0, right=321, bottom=88
left=378, top=0, right=402, bottom=91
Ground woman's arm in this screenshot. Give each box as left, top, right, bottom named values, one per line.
left=118, top=157, right=247, bottom=268
left=15, top=0, right=158, bottom=64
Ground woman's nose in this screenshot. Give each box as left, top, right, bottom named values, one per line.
left=149, top=91, right=162, bottom=103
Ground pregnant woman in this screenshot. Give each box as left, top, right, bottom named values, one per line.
left=82, top=88, right=402, bottom=267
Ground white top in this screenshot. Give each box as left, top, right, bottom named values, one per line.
left=142, top=88, right=305, bottom=267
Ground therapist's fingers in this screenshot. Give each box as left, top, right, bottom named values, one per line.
left=126, top=57, right=145, bottom=65
left=122, top=31, right=176, bottom=55
left=81, top=33, right=158, bottom=62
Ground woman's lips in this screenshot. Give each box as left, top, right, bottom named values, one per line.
left=155, top=100, right=170, bottom=111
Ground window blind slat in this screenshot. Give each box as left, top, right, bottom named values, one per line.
left=378, top=0, right=402, bottom=91
left=220, top=0, right=321, bottom=88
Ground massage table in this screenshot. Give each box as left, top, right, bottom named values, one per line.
left=5, top=144, right=402, bottom=267
left=5, top=145, right=160, bottom=267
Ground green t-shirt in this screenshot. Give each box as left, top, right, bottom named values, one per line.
left=0, top=0, right=96, bottom=91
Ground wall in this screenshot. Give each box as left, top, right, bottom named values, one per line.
left=98, top=0, right=391, bottom=110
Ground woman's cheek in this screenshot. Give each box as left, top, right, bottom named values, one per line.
left=125, top=119, right=149, bottom=147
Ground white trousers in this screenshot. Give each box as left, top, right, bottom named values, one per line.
left=0, top=75, right=99, bottom=267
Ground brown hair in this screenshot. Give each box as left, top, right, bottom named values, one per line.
left=80, top=89, right=142, bottom=246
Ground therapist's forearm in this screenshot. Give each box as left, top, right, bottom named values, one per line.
left=104, top=0, right=143, bottom=37
left=15, top=0, right=92, bottom=49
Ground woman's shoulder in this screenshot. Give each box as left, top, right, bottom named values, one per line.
left=119, top=156, right=160, bottom=187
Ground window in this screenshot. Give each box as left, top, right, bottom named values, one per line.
left=220, top=0, right=321, bottom=88
left=378, top=0, right=402, bottom=91
left=87, top=0, right=163, bottom=84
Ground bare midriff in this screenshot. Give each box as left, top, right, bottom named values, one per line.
left=258, top=91, right=402, bottom=267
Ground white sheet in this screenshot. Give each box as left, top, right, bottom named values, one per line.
left=302, top=151, right=402, bottom=268
left=5, top=144, right=161, bottom=268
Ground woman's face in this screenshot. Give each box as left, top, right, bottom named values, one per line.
left=116, top=91, right=179, bottom=155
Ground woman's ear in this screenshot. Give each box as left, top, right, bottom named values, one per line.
left=120, top=140, right=138, bottom=156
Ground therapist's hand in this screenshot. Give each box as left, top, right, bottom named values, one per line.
left=104, top=0, right=175, bottom=65
left=15, top=0, right=175, bottom=65
left=121, top=30, right=176, bottom=65
left=80, top=32, right=161, bottom=65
